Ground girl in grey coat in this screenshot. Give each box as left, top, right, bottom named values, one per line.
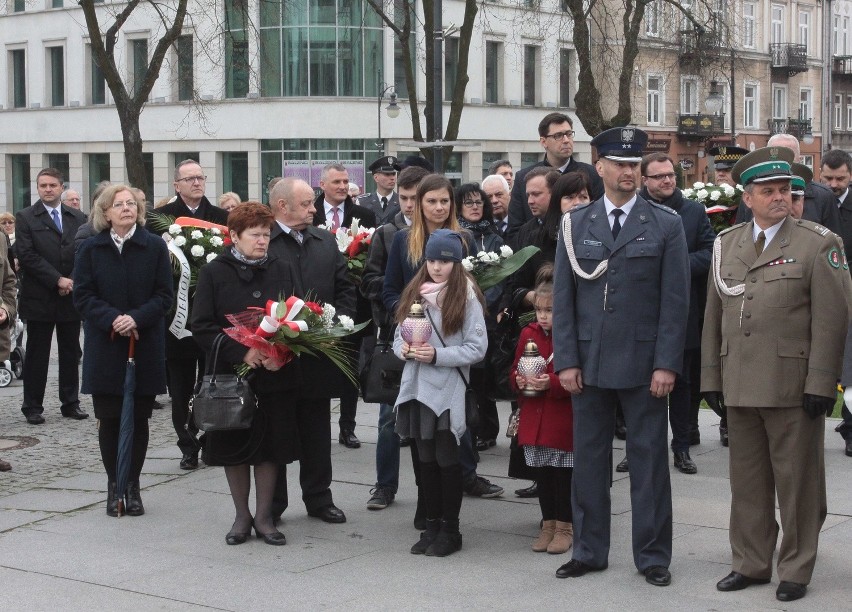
left=394, top=229, right=487, bottom=557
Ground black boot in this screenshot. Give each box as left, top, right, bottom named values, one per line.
left=106, top=481, right=120, bottom=517
left=413, top=486, right=427, bottom=530
left=410, top=519, right=440, bottom=554
left=125, top=481, right=145, bottom=516
left=425, top=519, right=463, bottom=557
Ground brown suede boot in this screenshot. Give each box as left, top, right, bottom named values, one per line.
left=532, top=520, right=556, bottom=552
left=547, top=521, right=573, bottom=554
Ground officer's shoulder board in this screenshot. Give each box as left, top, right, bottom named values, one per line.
left=795, top=219, right=833, bottom=238
left=648, top=201, right=677, bottom=215
left=717, top=222, right=746, bottom=239
left=567, top=202, right=593, bottom=214
left=357, top=193, right=373, bottom=200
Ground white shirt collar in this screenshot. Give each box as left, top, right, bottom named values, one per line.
left=753, top=217, right=786, bottom=247
left=603, top=195, right=637, bottom=228
left=839, top=188, right=849, bottom=206
left=324, top=200, right=344, bottom=218
left=43, top=202, right=61, bottom=213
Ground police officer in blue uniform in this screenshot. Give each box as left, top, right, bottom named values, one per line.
left=358, top=156, right=400, bottom=225
left=551, top=127, right=690, bottom=587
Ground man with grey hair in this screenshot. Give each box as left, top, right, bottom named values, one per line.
left=482, top=174, right=510, bottom=237
left=735, top=134, right=839, bottom=233
left=61, top=189, right=81, bottom=210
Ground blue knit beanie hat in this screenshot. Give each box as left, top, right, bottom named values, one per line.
left=425, top=229, right=463, bottom=262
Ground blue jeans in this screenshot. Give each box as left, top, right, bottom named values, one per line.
left=376, top=403, right=400, bottom=492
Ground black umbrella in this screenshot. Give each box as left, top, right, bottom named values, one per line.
left=115, top=334, right=136, bottom=517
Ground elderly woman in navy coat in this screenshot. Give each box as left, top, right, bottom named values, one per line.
left=74, top=184, right=173, bottom=517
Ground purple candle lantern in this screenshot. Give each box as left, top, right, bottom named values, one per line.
left=400, top=302, right=433, bottom=360
left=517, top=341, right=547, bottom=397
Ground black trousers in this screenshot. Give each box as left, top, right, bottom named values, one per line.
left=272, top=398, right=333, bottom=515
left=167, top=356, right=202, bottom=454
left=21, top=319, right=80, bottom=415
left=668, top=349, right=697, bottom=453
left=470, top=366, right=500, bottom=441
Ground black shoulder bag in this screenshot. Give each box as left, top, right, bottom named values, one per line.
left=359, top=325, right=405, bottom=404
left=190, top=334, right=257, bottom=432
left=426, top=310, right=480, bottom=429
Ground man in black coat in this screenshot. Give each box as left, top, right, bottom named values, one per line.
left=16, top=168, right=87, bottom=424
left=639, top=153, right=715, bottom=474
left=149, top=159, right=229, bottom=469
left=269, top=177, right=358, bottom=524
left=735, top=134, right=839, bottom=234
left=506, top=112, right=604, bottom=243
left=312, top=163, right=376, bottom=449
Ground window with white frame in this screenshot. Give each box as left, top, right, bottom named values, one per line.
left=680, top=0, right=693, bottom=31
left=647, top=75, right=662, bottom=124
left=835, top=14, right=841, bottom=53
left=46, top=45, right=65, bottom=107
left=128, top=38, right=148, bottom=97
left=798, top=10, right=810, bottom=52
left=801, top=154, right=814, bottom=170
left=742, top=2, right=756, bottom=49
left=771, top=5, right=784, bottom=45
left=847, top=95, right=852, bottom=130
left=9, top=47, right=27, bottom=109
left=844, top=16, right=851, bottom=55
left=681, top=78, right=699, bottom=114
left=744, top=83, right=758, bottom=128
left=799, top=88, right=812, bottom=120
left=836, top=93, right=844, bottom=130
left=772, top=85, right=787, bottom=119
left=645, top=0, right=660, bottom=37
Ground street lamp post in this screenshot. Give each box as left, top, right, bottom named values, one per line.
left=376, top=83, right=400, bottom=156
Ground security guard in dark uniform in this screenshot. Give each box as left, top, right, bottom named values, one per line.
left=552, top=127, right=690, bottom=587
left=702, top=147, right=852, bottom=603
left=358, top=156, right=400, bottom=224
left=709, top=145, right=749, bottom=187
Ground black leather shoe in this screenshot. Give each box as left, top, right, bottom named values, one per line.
left=125, top=481, right=145, bottom=516
left=555, top=559, right=607, bottom=579
left=226, top=520, right=252, bottom=545
left=308, top=504, right=347, bottom=523
left=616, top=457, right=629, bottom=473
left=845, top=438, right=852, bottom=457
left=338, top=429, right=361, bottom=449
left=475, top=437, right=496, bottom=451
left=106, top=481, right=120, bottom=517
left=254, top=526, right=287, bottom=545
left=179, top=453, right=199, bottom=470
left=643, top=565, right=671, bottom=586
left=514, top=483, right=539, bottom=498
left=61, top=407, right=89, bottom=420
left=720, top=426, right=729, bottom=447
left=673, top=451, right=697, bottom=474
left=716, top=571, right=771, bottom=592
left=26, top=414, right=45, bottom=425
left=776, top=581, right=807, bottom=601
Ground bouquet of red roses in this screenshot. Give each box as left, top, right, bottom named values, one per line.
left=223, top=295, right=368, bottom=381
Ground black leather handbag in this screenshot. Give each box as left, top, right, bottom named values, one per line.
left=359, top=326, right=404, bottom=404
left=190, top=334, right=256, bottom=432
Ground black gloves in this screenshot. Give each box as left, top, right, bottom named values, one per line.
left=802, top=393, right=835, bottom=419
left=703, top=392, right=726, bottom=418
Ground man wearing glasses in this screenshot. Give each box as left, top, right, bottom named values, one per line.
left=506, top=112, right=604, bottom=242
left=637, top=153, right=715, bottom=476
left=152, top=159, right=228, bottom=470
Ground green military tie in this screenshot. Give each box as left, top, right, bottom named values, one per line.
left=755, top=231, right=765, bottom=255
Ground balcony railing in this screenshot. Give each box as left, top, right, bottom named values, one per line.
left=834, top=55, right=852, bottom=76
left=677, top=113, right=725, bottom=138
left=768, top=117, right=812, bottom=139
left=678, top=29, right=725, bottom=67
left=770, top=43, right=808, bottom=76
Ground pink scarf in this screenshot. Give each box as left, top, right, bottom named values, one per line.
left=419, top=281, right=447, bottom=309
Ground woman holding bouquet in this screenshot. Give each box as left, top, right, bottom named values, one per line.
left=192, top=202, right=303, bottom=546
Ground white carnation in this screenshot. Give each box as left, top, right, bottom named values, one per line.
left=338, top=314, right=355, bottom=331
left=211, top=228, right=221, bottom=235
left=168, top=224, right=182, bottom=235
left=709, top=190, right=721, bottom=201
left=696, top=189, right=709, bottom=201
left=705, top=182, right=714, bottom=187
left=206, top=253, right=217, bottom=263
left=476, top=251, right=490, bottom=261
left=735, top=184, right=743, bottom=191
left=681, top=188, right=694, bottom=198
left=693, top=182, right=706, bottom=190
left=210, top=236, right=223, bottom=247
left=190, top=245, right=205, bottom=257
left=487, top=252, right=500, bottom=262
left=173, top=236, right=186, bottom=247
left=499, top=245, right=513, bottom=258
left=191, top=230, right=203, bottom=239
left=461, top=257, right=474, bottom=271
left=723, top=184, right=735, bottom=197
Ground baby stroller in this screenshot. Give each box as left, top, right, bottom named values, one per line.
left=0, top=317, right=25, bottom=388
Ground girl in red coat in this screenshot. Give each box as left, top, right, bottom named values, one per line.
left=511, top=264, right=574, bottom=554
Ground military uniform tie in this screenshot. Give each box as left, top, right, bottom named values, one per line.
left=755, top=231, right=765, bottom=255
left=611, top=209, right=623, bottom=240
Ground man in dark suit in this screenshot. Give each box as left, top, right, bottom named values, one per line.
left=270, top=177, right=358, bottom=524
left=506, top=112, right=604, bottom=243
left=482, top=174, right=510, bottom=237
left=552, top=128, right=689, bottom=586
left=312, top=163, right=376, bottom=449
left=639, top=153, right=715, bottom=475
left=16, top=168, right=88, bottom=424
left=357, top=156, right=400, bottom=225
left=735, top=134, right=839, bottom=234
left=150, top=159, right=228, bottom=469
left=819, top=148, right=852, bottom=456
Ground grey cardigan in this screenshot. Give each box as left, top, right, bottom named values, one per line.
left=393, top=287, right=487, bottom=442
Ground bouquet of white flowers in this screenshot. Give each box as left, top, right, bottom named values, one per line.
left=461, top=245, right=540, bottom=291
left=318, top=218, right=376, bottom=284
left=681, top=181, right=743, bottom=233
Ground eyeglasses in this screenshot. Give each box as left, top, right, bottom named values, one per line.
left=177, top=175, right=207, bottom=184
left=462, top=200, right=484, bottom=208
left=112, top=200, right=139, bottom=209
left=545, top=130, right=575, bottom=141
left=644, top=173, right=677, bottom=181
left=0, top=220, right=14, bottom=225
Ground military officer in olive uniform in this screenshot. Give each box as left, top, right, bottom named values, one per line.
left=552, top=127, right=690, bottom=587
left=357, top=156, right=400, bottom=224
left=702, top=147, right=852, bottom=603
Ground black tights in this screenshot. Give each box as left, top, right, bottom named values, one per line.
left=224, top=462, right=278, bottom=535
left=417, top=431, right=463, bottom=523
left=537, top=466, right=573, bottom=523
left=99, top=417, right=150, bottom=483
